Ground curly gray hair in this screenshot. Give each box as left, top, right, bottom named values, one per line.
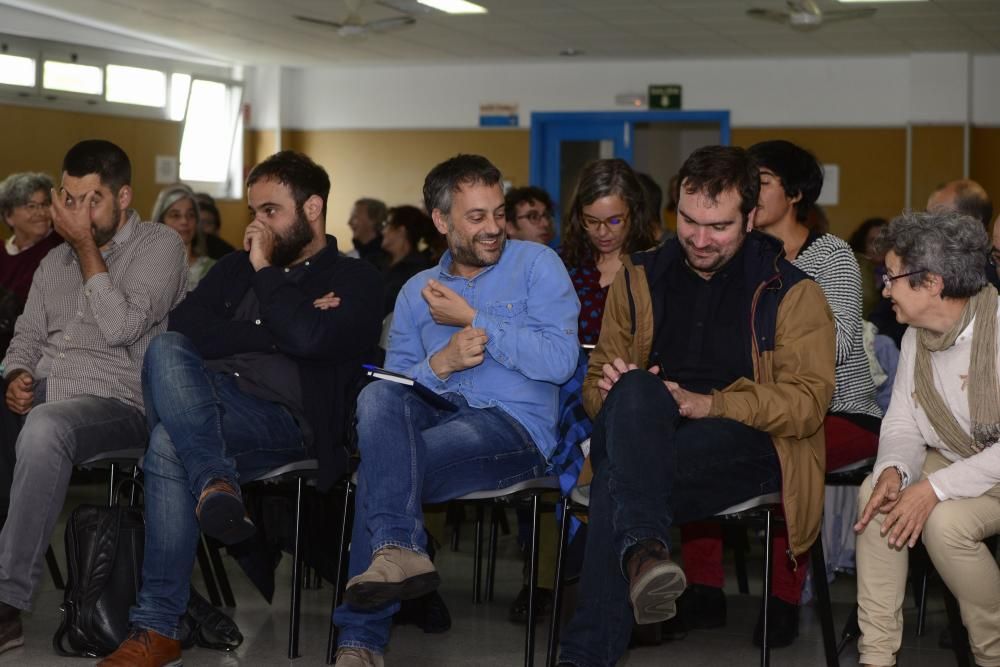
left=0, top=172, right=54, bottom=221
left=875, top=209, right=989, bottom=298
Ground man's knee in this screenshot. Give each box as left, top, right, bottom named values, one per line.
left=604, top=369, right=675, bottom=417
left=356, top=380, right=408, bottom=428
left=143, top=332, right=195, bottom=378
left=16, top=402, right=80, bottom=462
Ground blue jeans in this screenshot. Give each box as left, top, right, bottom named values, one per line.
left=334, top=380, right=546, bottom=654
left=129, top=332, right=307, bottom=639
left=559, top=371, right=781, bottom=667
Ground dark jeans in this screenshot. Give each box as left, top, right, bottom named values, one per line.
left=559, top=370, right=781, bottom=667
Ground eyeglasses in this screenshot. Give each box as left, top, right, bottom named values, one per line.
left=18, top=201, right=49, bottom=214
left=881, top=268, right=926, bottom=289
left=515, top=210, right=552, bottom=225
left=582, top=214, right=627, bottom=231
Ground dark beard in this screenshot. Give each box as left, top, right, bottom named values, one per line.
left=92, top=200, right=122, bottom=248
left=270, top=209, right=315, bottom=267
left=449, top=230, right=506, bottom=268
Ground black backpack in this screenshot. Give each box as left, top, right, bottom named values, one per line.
left=53, top=479, right=243, bottom=657
left=53, top=479, right=145, bottom=657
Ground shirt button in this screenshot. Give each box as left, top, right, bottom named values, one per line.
left=284, top=268, right=290, bottom=273
left=467, top=282, right=473, bottom=288
left=234, top=372, right=240, bottom=377
left=305, top=261, right=310, bottom=266
left=507, top=303, right=512, bottom=310
left=76, top=311, right=83, bottom=317
left=254, top=319, right=262, bottom=325
left=64, top=334, right=70, bottom=340
left=58, top=353, right=65, bottom=358
left=85, top=289, right=91, bottom=296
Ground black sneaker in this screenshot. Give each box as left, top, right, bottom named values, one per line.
left=660, top=584, right=727, bottom=639
left=0, top=603, right=23, bottom=655
left=752, top=596, right=799, bottom=648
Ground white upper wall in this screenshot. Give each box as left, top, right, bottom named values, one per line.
left=250, top=52, right=1000, bottom=131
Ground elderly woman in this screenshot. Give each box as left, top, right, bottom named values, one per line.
left=151, top=184, right=215, bottom=290
left=855, top=210, right=1000, bottom=667
left=0, top=172, right=62, bottom=354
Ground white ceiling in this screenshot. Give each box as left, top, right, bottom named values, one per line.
left=3, top=0, right=1000, bottom=67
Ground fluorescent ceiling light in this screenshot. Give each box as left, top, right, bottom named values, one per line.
left=838, top=0, right=927, bottom=3
left=417, top=0, right=487, bottom=14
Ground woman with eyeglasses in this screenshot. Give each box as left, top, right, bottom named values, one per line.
left=0, top=172, right=63, bottom=356
left=151, top=184, right=215, bottom=291
left=561, top=159, right=660, bottom=346
left=854, top=210, right=1000, bottom=667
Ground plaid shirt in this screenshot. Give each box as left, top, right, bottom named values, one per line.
left=2, top=210, right=187, bottom=410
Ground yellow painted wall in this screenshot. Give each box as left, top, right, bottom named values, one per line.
left=910, top=125, right=966, bottom=211
left=731, top=128, right=909, bottom=240
left=278, top=128, right=530, bottom=242
left=0, top=103, right=250, bottom=249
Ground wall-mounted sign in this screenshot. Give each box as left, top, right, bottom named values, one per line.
left=648, top=85, right=682, bottom=110
left=479, top=103, right=519, bottom=127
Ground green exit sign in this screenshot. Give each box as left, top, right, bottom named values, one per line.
left=648, top=85, right=682, bottom=110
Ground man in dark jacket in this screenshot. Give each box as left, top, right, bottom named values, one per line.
left=557, top=146, right=835, bottom=667
left=101, top=150, right=383, bottom=667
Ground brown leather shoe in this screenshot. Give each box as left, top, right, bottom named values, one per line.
left=195, top=478, right=255, bottom=545
left=98, top=628, right=181, bottom=666
left=344, top=546, right=440, bottom=610
left=625, top=539, right=686, bottom=625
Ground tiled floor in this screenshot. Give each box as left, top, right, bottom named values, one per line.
left=0, top=481, right=967, bottom=666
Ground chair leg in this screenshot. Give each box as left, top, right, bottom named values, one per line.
left=809, top=533, right=839, bottom=667
left=760, top=509, right=773, bottom=667
left=524, top=493, right=541, bottom=667
left=196, top=537, right=223, bottom=607
left=46, top=545, right=65, bottom=590
left=546, top=496, right=571, bottom=667
left=942, top=586, right=971, bottom=667
left=473, top=504, right=485, bottom=604
left=448, top=503, right=462, bottom=552
left=486, top=505, right=500, bottom=602
left=205, top=538, right=236, bottom=607
left=731, top=525, right=750, bottom=595
left=288, top=477, right=305, bottom=659
left=914, top=546, right=930, bottom=637
left=326, top=481, right=354, bottom=665
left=836, top=607, right=860, bottom=656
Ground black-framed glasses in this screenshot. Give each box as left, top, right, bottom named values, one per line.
left=881, top=268, right=926, bottom=289
left=582, top=213, right=627, bottom=231
left=515, top=210, right=552, bottom=225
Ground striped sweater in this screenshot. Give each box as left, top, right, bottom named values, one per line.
left=794, top=233, right=882, bottom=419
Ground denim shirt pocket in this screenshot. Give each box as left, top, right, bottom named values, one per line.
left=484, top=298, right=528, bottom=322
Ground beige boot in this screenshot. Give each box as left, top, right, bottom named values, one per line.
left=334, top=646, right=384, bottom=666
left=344, top=546, right=440, bottom=609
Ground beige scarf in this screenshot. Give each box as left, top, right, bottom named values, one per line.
left=914, top=286, right=1000, bottom=458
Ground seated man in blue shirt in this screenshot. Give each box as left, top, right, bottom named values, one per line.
left=333, top=154, right=580, bottom=666
left=101, top=150, right=383, bottom=667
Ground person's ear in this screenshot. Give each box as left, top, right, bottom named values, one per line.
left=117, top=185, right=133, bottom=210
left=745, top=207, right=757, bottom=233
left=303, top=194, right=324, bottom=224
left=431, top=209, right=449, bottom=236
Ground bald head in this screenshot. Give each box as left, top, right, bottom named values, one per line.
left=927, top=179, right=993, bottom=228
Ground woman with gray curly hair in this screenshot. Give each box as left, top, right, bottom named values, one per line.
left=151, top=183, right=214, bottom=290
left=0, top=172, right=63, bottom=354
left=854, top=209, right=1000, bottom=667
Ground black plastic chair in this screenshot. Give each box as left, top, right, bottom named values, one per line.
left=325, top=473, right=561, bottom=666
left=546, top=486, right=840, bottom=667
left=244, top=458, right=319, bottom=659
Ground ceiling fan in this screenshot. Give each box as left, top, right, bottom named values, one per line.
left=747, top=0, right=876, bottom=29
left=295, top=0, right=416, bottom=38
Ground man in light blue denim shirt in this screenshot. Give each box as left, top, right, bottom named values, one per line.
left=333, top=154, right=579, bottom=666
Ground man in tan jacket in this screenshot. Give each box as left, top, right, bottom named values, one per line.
left=557, top=145, right=836, bottom=667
